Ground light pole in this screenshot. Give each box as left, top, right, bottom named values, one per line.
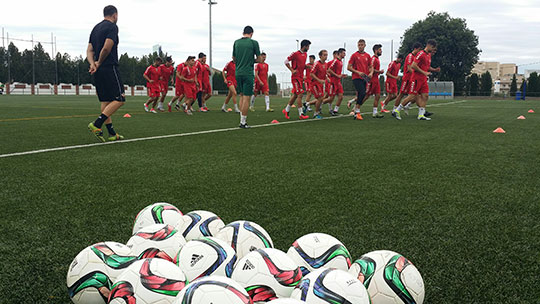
left=296, top=39, right=299, bottom=50
left=203, top=0, right=217, bottom=92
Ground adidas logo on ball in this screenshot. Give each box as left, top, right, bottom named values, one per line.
left=242, top=260, right=255, bottom=270
left=191, top=254, right=204, bottom=267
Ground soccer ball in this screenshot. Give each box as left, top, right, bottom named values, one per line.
left=266, top=299, right=304, bottom=304
left=133, top=202, right=183, bottom=234
left=290, top=268, right=370, bottom=304
left=174, top=236, right=237, bottom=282
left=215, top=220, right=274, bottom=259
left=231, top=248, right=303, bottom=302
left=127, top=224, right=187, bottom=262
left=286, top=233, right=352, bottom=276
left=66, top=242, right=138, bottom=304
left=177, top=210, right=225, bottom=241
left=174, top=276, right=253, bottom=304
left=348, top=250, right=424, bottom=304
left=108, top=258, right=188, bottom=304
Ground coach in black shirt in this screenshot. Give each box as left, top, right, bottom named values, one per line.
left=87, top=5, right=125, bottom=142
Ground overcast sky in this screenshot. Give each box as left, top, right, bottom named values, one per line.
left=2, top=0, right=539, bottom=82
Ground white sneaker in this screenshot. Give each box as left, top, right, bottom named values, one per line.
left=144, top=104, right=149, bottom=112
left=418, top=115, right=431, bottom=121
left=150, top=109, right=158, bottom=114
left=235, top=108, right=241, bottom=113
left=186, top=110, right=193, bottom=116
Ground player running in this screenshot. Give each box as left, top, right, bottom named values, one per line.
left=283, top=39, right=311, bottom=120
left=233, top=25, right=262, bottom=128
left=395, top=39, right=439, bottom=121
left=156, top=56, right=174, bottom=112
left=200, top=54, right=212, bottom=111
left=323, top=48, right=346, bottom=116
left=194, top=53, right=209, bottom=113
left=87, top=5, right=125, bottom=142
left=221, top=59, right=240, bottom=113
left=143, top=57, right=163, bottom=114
left=363, top=44, right=384, bottom=118
left=347, top=39, right=373, bottom=120
left=391, top=42, right=423, bottom=117
left=380, top=54, right=403, bottom=113
left=180, top=56, right=199, bottom=116
left=168, top=60, right=186, bottom=112
left=303, top=55, right=316, bottom=113
left=310, top=50, right=329, bottom=119
left=250, top=52, right=273, bottom=112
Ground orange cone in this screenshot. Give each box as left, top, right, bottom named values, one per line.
left=528, top=109, right=535, bottom=113
left=271, top=120, right=280, bottom=124
left=493, top=127, right=506, bottom=134
left=517, top=115, right=526, bottom=120
left=349, top=111, right=355, bottom=115
left=227, top=108, right=233, bottom=112
left=123, top=113, right=132, bottom=118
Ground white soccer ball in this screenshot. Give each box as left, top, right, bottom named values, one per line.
left=267, top=299, right=305, bottom=304
left=127, top=224, right=186, bottom=262
left=174, top=236, right=237, bottom=282
left=215, top=220, right=274, bottom=259
left=132, top=202, right=183, bottom=234
left=108, top=258, right=187, bottom=304
left=231, top=248, right=303, bottom=302
left=174, top=276, right=253, bottom=304
left=291, top=268, right=370, bottom=304
left=66, top=242, right=137, bottom=304
left=348, top=250, right=424, bottom=304
left=177, top=210, right=225, bottom=241
left=286, top=233, right=352, bottom=276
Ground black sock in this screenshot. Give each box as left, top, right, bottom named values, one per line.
left=94, top=113, right=108, bottom=129
left=106, top=123, right=116, bottom=136
left=197, top=92, right=203, bottom=108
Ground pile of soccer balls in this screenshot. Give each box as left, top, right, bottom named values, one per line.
left=67, top=202, right=425, bottom=304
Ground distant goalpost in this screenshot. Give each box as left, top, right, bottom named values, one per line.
left=281, top=82, right=292, bottom=98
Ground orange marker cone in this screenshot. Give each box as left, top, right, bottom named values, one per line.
left=291, top=104, right=297, bottom=108
left=271, top=120, right=280, bottom=124
left=528, top=109, right=535, bottom=113
left=227, top=108, right=233, bottom=112
left=123, top=113, right=132, bottom=118
left=493, top=127, right=506, bottom=134
left=517, top=115, right=526, bottom=120
left=349, top=111, right=355, bottom=115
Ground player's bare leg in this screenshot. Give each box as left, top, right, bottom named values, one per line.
left=264, top=92, right=272, bottom=112
left=250, top=91, right=258, bottom=111
left=372, top=93, right=384, bottom=118
left=333, top=93, right=344, bottom=114
left=158, top=90, right=168, bottom=111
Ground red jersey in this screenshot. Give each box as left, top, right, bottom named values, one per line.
left=328, top=59, right=343, bottom=82
left=223, top=61, right=236, bottom=82
left=175, top=63, right=185, bottom=84
left=201, top=63, right=210, bottom=84
left=144, top=65, right=160, bottom=85
left=181, top=65, right=197, bottom=85
left=194, top=60, right=205, bottom=83
left=158, top=64, right=174, bottom=83
left=311, top=60, right=327, bottom=82
left=412, top=50, right=431, bottom=80
left=386, top=61, right=401, bottom=84
left=371, top=55, right=381, bottom=80
left=255, top=62, right=269, bottom=83
left=286, top=50, right=308, bottom=79
left=305, top=63, right=314, bottom=83
left=349, top=51, right=372, bottom=80
left=402, top=53, right=415, bottom=81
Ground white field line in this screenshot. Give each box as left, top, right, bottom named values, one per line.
left=0, top=100, right=469, bottom=159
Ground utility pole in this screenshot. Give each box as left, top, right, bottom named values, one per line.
left=6, top=32, right=10, bottom=84
left=32, top=35, right=35, bottom=87
left=391, top=39, right=394, bottom=62
left=54, top=36, right=58, bottom=85
left=204, top=0, right=217, bottom=91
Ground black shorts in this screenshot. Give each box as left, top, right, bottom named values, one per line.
left=94, top=65, right=125, bottom=102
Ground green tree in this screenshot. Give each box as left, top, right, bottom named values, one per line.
left=212, top=72, right=227, bottom=93
left=480, top=71, right=492, bottom=96
left=399, top=11, right=480, bottom=95
left=468, top=73, right=480, bottom=96
left=527, top=72, right=540, bottom=97
left=269, top=73, right=278, bottom=95
left=509, top=74, right=517, bottom=97
left=379, top=76, right=385, bottom=95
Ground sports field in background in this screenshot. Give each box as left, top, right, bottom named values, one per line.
left=0, top=95, right=539, bottom=303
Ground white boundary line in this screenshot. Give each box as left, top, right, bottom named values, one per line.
left=0, top=100, right=469, bottom=159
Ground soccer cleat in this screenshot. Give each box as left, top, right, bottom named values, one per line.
left=200, top=108, right=208, bottom=113
left=381, top=109, right=390, bottom=113
left=203, top=106, right=210, bottom=111
left=393, top=110, right=402, bottom=120
left=167, top=104, right=172, bottom=112
left=186, top=110, right=193, bottom=116
left=282, top=109, right=290, bottom=119
left=174, top=104, right=181, bottom=111
left=144, top=104, right=150, bottom=112
left=307, top=106, right=313, bottom=112
left=249, top=106, right=255, bottom=112
left=239, top=123, right=251, bottom=129
left=314, top=113, right=323, bottom=119
left=150, top=108, right=158, bottom=114
left=235, top=109, right=241, bottom=113
left=302, top=102, right=308, bottom=115
left=418, top=115, right=431, bottom=121
left=108, top=134, right=125, bottom=141
left=425, top=111, right=434, bottom=117
left=299, top=114, right=310, bottom=120
left=372, top=113, right=384, bottom=118
left=354, top=113, right=363, bottom=120
left=221, top=108, right=228, bottom=112
left=88, top=122, right=106, bottom=142
left=157, top=107, right=165, bottom=112
left=266, top=108, right=274, bottom=112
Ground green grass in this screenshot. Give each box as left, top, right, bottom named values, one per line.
left=0, top=94, right=539, bottom=303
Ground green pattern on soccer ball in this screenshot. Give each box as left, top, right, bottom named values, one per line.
left=384, top=254, right=415, bottom=304
left=353, top=257, right=376, bottom=287
left=91, top=246, right=137, bottom=269
left=328, top=245, right=351, bottom=262
left=68, top=271, right=112, bottom=297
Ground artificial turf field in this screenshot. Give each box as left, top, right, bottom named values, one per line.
left=0, top=94, right=539, bottom=303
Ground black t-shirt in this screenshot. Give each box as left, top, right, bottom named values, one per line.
left=89, top=20, right=119, bottom=67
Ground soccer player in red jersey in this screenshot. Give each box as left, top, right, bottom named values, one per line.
left=221, top=59, right=239, bottom=113
left=323, top=48, right=346, bottom=116
left=283, top=39, right=311, bottom=120
left=168, top=60, right=186, bottom=111
left=303, top=55, right=316, bottom=112
left=391, top=42, right=423, bottom=117
left=180, top=56, right=199, bottom=115
left=143, top=57, right=163, bottom=114
left=347, top=39, right=373, bottom=120
left=250, top=52, right=273, bottom=112
left=200, top=54, right=212, bottom=111
left=395, top=39, right=440, bottom=121
left=193, top=53, right=208, bottom=113
left=381, top=54, right=403, bottom=113
left=363, top=44, right=384, bottom=118
left=310, top=50, right=328, bottom=119
left=157, top=56, right=174, bottom=112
